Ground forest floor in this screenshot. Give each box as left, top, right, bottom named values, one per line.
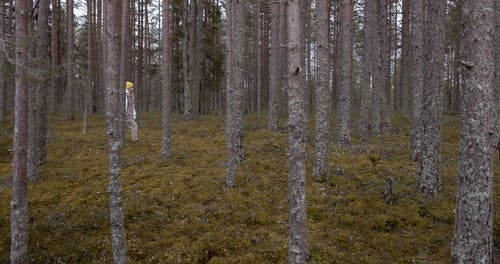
left=0, top=113, right=499, bottom=263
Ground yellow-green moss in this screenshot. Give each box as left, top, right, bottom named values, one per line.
left=0, top=113, right=499, bottom=263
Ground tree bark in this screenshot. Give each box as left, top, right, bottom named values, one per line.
left=84, top=0, right=93, bottom=134
left=226, top=0, right=245, bottom=188
left=359, top=29, right=371, bottom=143
left=268, top=0, right=280, bottom=132
left=0, top=2, right=5, bottom=123
left=161, top=0, right=172, bottom=161
left=65, top=0, right=74, bottom=120
left=409, top=0, right=424, bottom=162
left=182, top=0, right=192, bottom=120
left=287, top=1, right=307, bottom=263
left=451, top=0, right=495, bottom=261
left=451, top=0, right=462, bottom=115
left=378, top=0, right=392, bottom=132
left=399, top=0, right=410, bottom=113
left=418, top=0, right=445, bottom=197
left=367, top=0, right=381, bottom=134
left=337, top=0, right=353, bottom=147
left=119, top=0, right=130, bottom=140
left=11, top=0, right=29, bottom=262
left=313, top=0, right=330, bottom=182
left=104, top=0, right=127, bottom=262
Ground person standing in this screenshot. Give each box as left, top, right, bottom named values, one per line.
left=125, top=81, right=138, bottom=141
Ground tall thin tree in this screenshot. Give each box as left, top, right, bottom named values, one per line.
left=225, top=0, right=245, bottom=188
left=409, top=0, right=424, bottom=162
left=418, top=0, right=445, bottom=197
left=65, top=0, right=74, bottom=120
left=287, top=0, right=307, bottom=263
left=268, top=0, right=280, bottom=132
left=161, top=0, right=172, bottom=161
left=313, top=0, right=330, bottom=182
left=11, top=0, right=29, bottom=262
left=104, top=0, right=127, bottom=261
left=0, top=1, right=5, bottom=123
left=451, top=0, right=495, bottom=261
left=338, top=0, right=353, bottom=147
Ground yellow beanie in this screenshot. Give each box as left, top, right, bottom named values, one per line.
left=125, top=81, right=134, bottom=91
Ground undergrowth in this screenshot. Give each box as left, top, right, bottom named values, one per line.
left=0, top=113, right=499, bottom=263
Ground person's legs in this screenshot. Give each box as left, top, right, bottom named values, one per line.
left=126, top=119, right=138, bottom=141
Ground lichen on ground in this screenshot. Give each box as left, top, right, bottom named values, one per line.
left=0, top=114, right=499, bottom=263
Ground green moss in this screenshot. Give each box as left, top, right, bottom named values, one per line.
left=0, top=114, right=499, bottom=263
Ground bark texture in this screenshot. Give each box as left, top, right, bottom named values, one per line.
left=225, top=0, right=245, bottom=188
left=399, top=0, right=410, bottom=113
left=409, top=0, right=424, bottom=162
left=313, top=0, right=330, bottom=182
left=337, top=0, right=353, bottom=147
left=451, top=0, right=495, bottom=262
left=418, top=0, right=445, bottom=197
left=11, top=0, right=29, bottom=262
left=366, top=0, right=381, bottom=134
left=0, top=2, right=5, bottom=123
left=182, top=0, right=192, bottom=120
left=287, top=1, right=307, bottom=263
left=65, top=0, right=74, bottom=120
left=104, top=0, right=127, bottom=262
left=161, top=0, right=172, bottom=161
left=268, top=0, right=280, bottom=132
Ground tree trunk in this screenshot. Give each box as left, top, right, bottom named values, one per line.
left=287, top=1, right=307, bottom=263
left=161, top=0, right=172, bottom=161
left=65, top=0, right=74, bottom=120
left=378, top=0, right=392, bottom=132
left=104, top=0, right=127, bottom=262
left=496, top=0, right=500, bottom=150
left=451, top=0, right=463, bottom=115
left=451, top=0, right=495, bottom=261
left=119, top=0, right=130, bottom=140
left=409, top=0, right=424, bottom=162
left=84, top=0, right=93, bottom=134
left=399, top=0, right=410, bottom=113
left=0, top=2, right=5, bottom=123
left=226, top=0, right=245, bottom=188
left=338, top=0, right=353, bottom=147
left=256, top=0, right=262, bottom=116
left=182, top=0, right=192, bottom=120
left=268, top=0, right=280, bottom=132
left=313, top=0, right=330, bottom=182
left=367, top=0, right=381, bottom=134
left=359, top=21, right=371, bottom=143
left=418, top=0, right=445, bottom=197
left=11, top=0, right=29, bottom=262
left=279, top=2, right=288, bottom=117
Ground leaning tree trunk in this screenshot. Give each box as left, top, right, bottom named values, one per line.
left=104, top=0, right=127, bottom=262
left=418, top=0, right=445, bottom=197
left=313, top=0, right=330, bottom=182
left=337, top=0, right=353, bottom=147
left=161, top=0, right=172, bottom=161
left=268, top=0, right=280, bottom=132
left=287, top=0, right=307, bottom=263
left=409, top=0, right=424, bottom=162
left=11, top=0, right=29, bottom=262
left=451, top=0, right=495, bottom=262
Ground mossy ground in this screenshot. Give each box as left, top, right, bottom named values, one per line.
left=0, top=113, right=499, bottom=263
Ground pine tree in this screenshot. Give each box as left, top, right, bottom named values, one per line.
left=451, top=0, right=495, bottom=261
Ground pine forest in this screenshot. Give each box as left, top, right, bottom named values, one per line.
left=0, top=0, right=499, bottom=263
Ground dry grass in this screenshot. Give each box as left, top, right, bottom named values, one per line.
left=0, top=113, right=499, bottom=263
